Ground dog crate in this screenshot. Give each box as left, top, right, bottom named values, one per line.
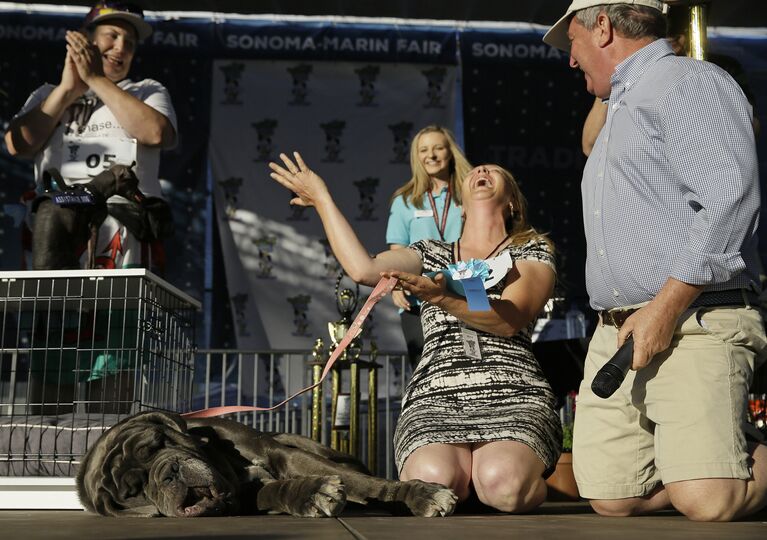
left=0, top=269, right=199, bottom=481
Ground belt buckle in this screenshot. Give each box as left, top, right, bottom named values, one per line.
left=602, top=308, right=631, bottom=329
left=599, top=310, right=613, bottom=328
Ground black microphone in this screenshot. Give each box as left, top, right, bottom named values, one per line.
left=591, top=336, right=634, bottom=399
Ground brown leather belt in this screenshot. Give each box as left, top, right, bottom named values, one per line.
left=598, top=289, right=759, bottom=329
left=598, top=308, right=637, bottom=329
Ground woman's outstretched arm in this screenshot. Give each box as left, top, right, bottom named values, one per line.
left=269, top=152, right=421, bottom=286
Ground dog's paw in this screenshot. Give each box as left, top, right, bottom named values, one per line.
left=402, top=479, right=458, bottom=517
left=296, top=475, right=347, bottom=518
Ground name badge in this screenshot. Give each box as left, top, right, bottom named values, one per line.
left=483, top=252, right=514, bottom=290
left=414, top=209, right=433, bottom=218
left=60, top=135, right=137, bottom=180
left=461, top=327, right=482, bottom=359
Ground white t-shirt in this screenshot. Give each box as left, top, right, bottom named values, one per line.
left=16, top=78, right=177, bottom=203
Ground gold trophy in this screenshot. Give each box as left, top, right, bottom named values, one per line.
left=328, top=274, right=361, bottom=455
left=317, top=273, right=380, bottom=470
left=665, top=0, right=710, bottom=60
left=308, top=338, right=325, bottom=442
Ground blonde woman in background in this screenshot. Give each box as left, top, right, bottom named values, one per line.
left=386, top=126, right=472, bottom=368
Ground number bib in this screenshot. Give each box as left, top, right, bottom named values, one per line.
left=60, top=135, right=137, bottom=180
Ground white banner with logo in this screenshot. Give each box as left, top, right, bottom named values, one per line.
left=209, top=59, right=457, bottom=353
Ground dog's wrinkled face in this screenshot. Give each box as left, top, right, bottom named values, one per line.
left=88, top=163, right=143, bottom=202
left=77, top=412, right=239, bottom=517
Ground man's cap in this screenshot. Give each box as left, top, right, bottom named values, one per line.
left=543, top=0, right=668, bottom=52
left=83, top=2, right=152, bottom=41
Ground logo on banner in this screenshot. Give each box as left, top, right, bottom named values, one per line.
left=320, top=120, right=345, bottom=163
left=151, top=30, right=200, bottom=48
left=353, top=177, right=379, bottom=221
left=388, top=121, right=414, bottom=163
left=231, top=293, right=252, bottom=337
left=254, top=234, right=276, bottom=279
left=252, top=119, right=278, bottom=162
left=219, top=177, right=242, bottom=218
left=219, top=62, right=245, bottom=105
left=287, top=64, right=313, bottom=105
left=354, top=65, right=380, bottom=106
left=319, top=238, right=342, bottom=279
left=287, top=294, right=312, bottom=336
left=422, top=66, right=448, bottom=108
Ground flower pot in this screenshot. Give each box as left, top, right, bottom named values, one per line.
left=545, top=452, right=580, bottom=501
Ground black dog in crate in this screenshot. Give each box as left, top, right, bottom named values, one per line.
left=31, top=163, right=173, bottom=270
left=76, top=411, right=457, bottom=518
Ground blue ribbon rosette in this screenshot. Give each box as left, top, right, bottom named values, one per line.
left=427, top=258, right=492, bottom=311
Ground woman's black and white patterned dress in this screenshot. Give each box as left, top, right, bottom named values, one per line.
left=393, top=238, right=563, bottom=474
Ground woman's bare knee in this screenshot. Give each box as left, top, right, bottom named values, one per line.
left=474, top=462, right=544, bottom=512
left=401, top=450, right=471, bottom=500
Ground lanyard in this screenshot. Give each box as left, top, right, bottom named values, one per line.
left=427, top=186, right=451, bottom=242
left=455, top=233, right=511, bottom=263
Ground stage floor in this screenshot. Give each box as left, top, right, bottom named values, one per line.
left=2, top=502, right=766, bottom=539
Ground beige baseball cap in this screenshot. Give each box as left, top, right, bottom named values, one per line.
left=543, top=0, right=668, bottom=52
left=83, top=2, right=153, bottom=41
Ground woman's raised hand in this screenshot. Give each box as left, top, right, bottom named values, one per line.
left=269, top=152, right=330, bottom=207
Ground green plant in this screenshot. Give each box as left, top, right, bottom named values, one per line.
left=560, top=390, right=576, bottom=452
left=562, top=423, right=573, bottom=452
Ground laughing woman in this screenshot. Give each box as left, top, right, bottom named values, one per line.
left=269, top=152, right=562, bottom=513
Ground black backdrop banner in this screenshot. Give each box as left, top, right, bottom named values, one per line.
left=1, top=7, right=766, bottom=347
left=460, top=28, right=593, bottom=305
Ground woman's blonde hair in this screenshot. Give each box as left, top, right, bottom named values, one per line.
left=494, top=165, right=555, bottom=252
left=391, top=125, right=472, bottom=209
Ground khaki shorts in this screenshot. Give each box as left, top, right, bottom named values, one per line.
left=573, top=305, right=767, bottom=500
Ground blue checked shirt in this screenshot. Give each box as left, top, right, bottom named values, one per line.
left=583, top=39, right=761, bottom=310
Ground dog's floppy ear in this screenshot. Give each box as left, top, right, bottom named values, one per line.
left=129, top=411, right=188, bottom=434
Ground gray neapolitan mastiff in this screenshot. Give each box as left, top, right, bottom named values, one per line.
left=76, top=411, right=457, bottom=518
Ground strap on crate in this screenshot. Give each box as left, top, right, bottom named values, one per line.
left=182, top=276, right=397, bottom=418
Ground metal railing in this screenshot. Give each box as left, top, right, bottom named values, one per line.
left=193, top=349, right=411, bottom=479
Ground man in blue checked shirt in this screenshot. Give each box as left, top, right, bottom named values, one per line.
left=545, top=0, right=766, bottom=522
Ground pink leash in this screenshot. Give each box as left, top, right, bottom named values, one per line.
left=182, top=276, right=397, bottom=418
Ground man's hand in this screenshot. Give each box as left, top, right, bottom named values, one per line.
left=66, top=30, right=104, bottom=85
left=60, top=50, right=88, bottom=99
left=618, top=278, right=703, bottom=371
